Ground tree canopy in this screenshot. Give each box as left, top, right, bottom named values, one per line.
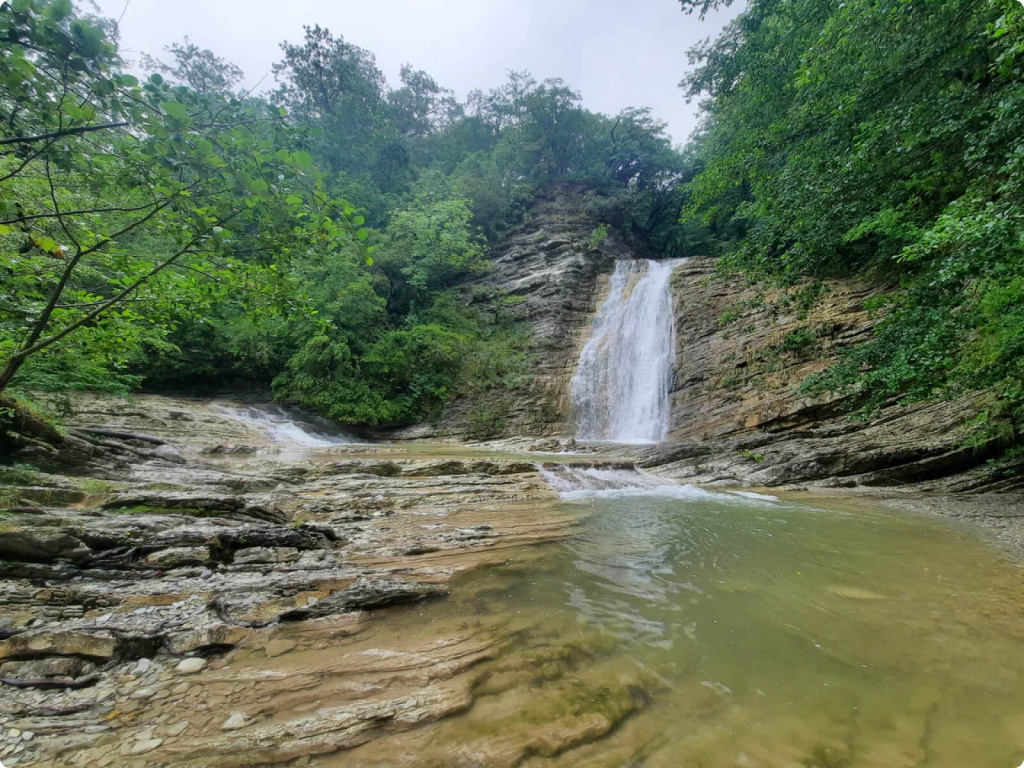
left=0, top=0, right=690, bottom=432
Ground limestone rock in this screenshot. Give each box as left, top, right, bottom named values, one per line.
left=145, top=546, right=209, bottom=568
left=0, top=630, right=119, bottom=661
left=221, top=712, right=249, bottom=731
left=175, top=658, right=207, bottom=675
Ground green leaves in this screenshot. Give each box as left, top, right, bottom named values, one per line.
left=686, top=0, right=1024, bottom=449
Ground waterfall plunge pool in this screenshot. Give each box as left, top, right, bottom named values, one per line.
left=333, top=479, right=1024, bottom=768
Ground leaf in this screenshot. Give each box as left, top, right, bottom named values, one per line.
left=357, top=228, right=369, bottom=241
left=161, top=101, right=189, bottom=121
left=49, top=0, right=73, bottom=18
left=294, top=151, right=314, bottom=169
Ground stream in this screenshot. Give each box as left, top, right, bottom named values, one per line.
left=6, top=253, right=1024, bottom=767
left=332, top=471, right=1024, bottom=767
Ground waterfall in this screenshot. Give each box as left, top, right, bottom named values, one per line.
left=571, top=259, right=682, bottom=443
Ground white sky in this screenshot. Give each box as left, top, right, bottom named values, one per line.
left=95, top=0, right=740, bottom=144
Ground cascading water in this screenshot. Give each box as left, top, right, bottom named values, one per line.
left=571, top=259, right=683, bottom=443
left=210, top=403, right=362, bottom=447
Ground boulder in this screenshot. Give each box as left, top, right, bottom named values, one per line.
left=0, top=630, right=119, bottom=660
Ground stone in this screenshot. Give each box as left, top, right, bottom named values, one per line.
left=166, top=722, right=189, bottom=737
left=263, top=639, right=297, bottom=658
left=144, top=546, right=209, bottom=568
left=221, top=712, right=249, bottom=731
left=233, top=547, right=300, bottom=565
left=174, top=658, right=206, bottom=675
left=0, top=630, right=119, bottom=661
left=129, top=738, right=162, bottom=755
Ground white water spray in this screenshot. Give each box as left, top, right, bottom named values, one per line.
left=210, top=403, right=361, bottom=447
left=571, top=259, right=683, bottom=443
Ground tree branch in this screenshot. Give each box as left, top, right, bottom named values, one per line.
left=0, top=122, right=131, bottom=147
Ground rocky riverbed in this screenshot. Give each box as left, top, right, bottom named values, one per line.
left=0, top=394, right=608, bottom=767
left=4, top=393, right=1024, bottom=768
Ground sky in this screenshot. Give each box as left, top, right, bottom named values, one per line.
left=94, top=0, right=740, bottom=145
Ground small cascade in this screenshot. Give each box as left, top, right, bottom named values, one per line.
left=210, top=403, right=362, bottom=447
left=540, top=463, right=781, bottom=504
left=540, top=464, right=707, bottom=501
left=571, top=259, right=683, bottom=443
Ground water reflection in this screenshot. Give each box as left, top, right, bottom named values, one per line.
left=513, top=485, right=1024, bottom=767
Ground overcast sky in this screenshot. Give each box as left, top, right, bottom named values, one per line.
left=94, top=0, right=740, bottom=145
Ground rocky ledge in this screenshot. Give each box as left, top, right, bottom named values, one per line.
left=0, top=395, right=592, bottom=767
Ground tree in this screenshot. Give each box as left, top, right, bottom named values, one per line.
left=272, top=25, right=389, bottom=177
left=388, top=64, right=460, bottom=138
left=0, top=0, right=359, bottom=396
left=681, top=0, right=1024, bottom=444
left=140, top=37, right=244, bottom=98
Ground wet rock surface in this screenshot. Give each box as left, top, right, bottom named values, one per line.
left=0, top=395, right=588, bottom=767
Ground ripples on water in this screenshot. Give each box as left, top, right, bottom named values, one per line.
left=434, top=472, right=1024, bottom=767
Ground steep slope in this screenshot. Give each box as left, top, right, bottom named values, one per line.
left=399, top=187, right=636, bottom=439
left=645, top=259, right=1021, bottom=492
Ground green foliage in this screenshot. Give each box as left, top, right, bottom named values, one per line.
left=587, top=225, right=609, bottom=250
left=739, top=448, right=765, bottom=464
left=466, top=404, right=509, bottom=441
left=0, top=0, right=362, bottom=397
left=685, top=0, right=1024, bottom=447
left=1, top=1, right=690, bottom=432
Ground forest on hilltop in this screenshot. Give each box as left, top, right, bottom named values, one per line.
left=0, top=0, right=693, bottom=431
left=3, top=0, right=1024, bottom=458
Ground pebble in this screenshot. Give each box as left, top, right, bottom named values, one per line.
left=166, top=721, right=189, bottom=737
left=171, top=681, right=191, bottom=694
left=264, top=639, right=297, bottom=657
left=221, top=712, right=248, bottom=731
left=175, top=657, right=207, bottom=675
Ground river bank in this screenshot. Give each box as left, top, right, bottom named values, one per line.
left=2, top=393, right=1024, bottom=767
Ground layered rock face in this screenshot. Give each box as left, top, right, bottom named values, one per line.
left=0, top=396, right=596, bottom=767
left=642, top=258, right=1019, bottom=491
left=410, top=187, right=635, bottom=439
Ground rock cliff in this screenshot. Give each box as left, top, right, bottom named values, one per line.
left=423, top=191, right=1022, bottom=491
left=401, top=187, right=633, bottom=439
left=648, top=258, right=1021, bottom=491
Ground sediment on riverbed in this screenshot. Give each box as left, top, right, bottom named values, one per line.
left=0, top=394, right=618, bottom=767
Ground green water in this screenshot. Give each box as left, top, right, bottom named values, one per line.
left=431, top=485, right=1024, bottom=767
